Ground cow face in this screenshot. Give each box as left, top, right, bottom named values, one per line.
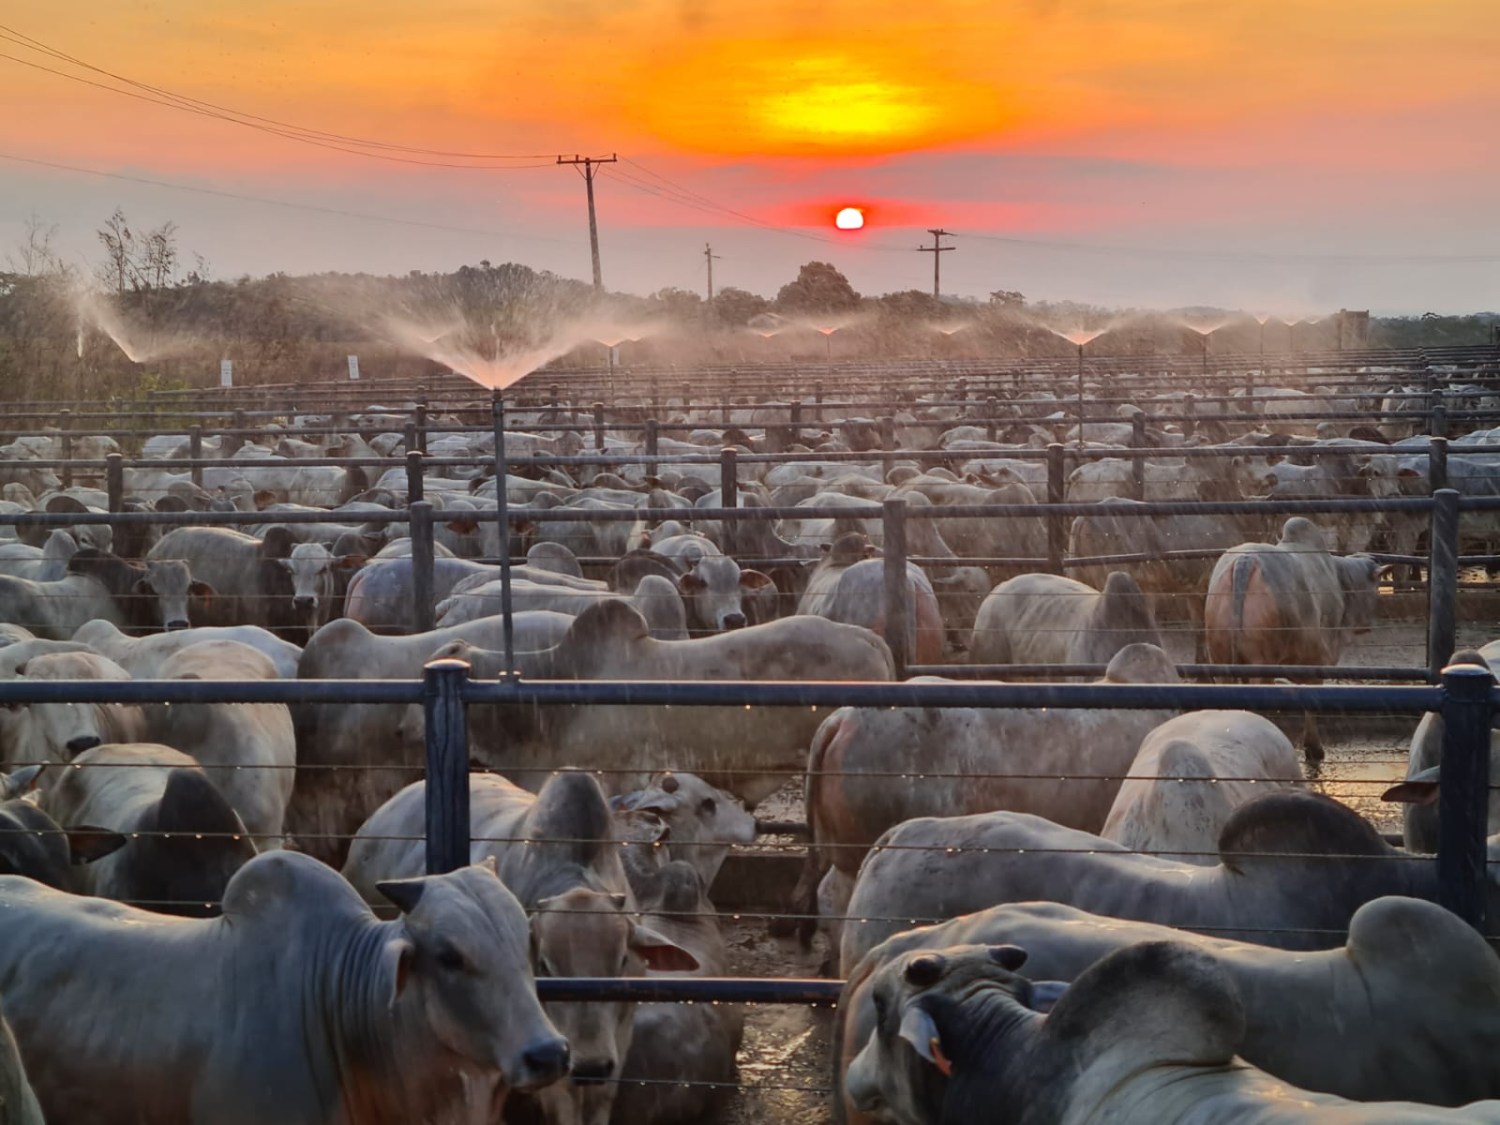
left=3, top=652, right=143, bottom=764
left=677, top=557, right=777, bottom=633
left=530, top=887, right=697, bottom=1125
left=377, top=861, right=572, bottom=1095
left=847, top=945, right=1033, bottom=1124
left=137, top=558, right=214, bottom=631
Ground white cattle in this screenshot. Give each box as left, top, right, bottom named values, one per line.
left=435, top=576, right=688, bottom=640
left=0, top=852, right=569, bottom=1123
left=0, top=651, right=146, bottom=766
left=41, top=743, right=257, bottom=915
left=837, top=896, right=1500, bottom=1117
left=797, top=644, right=1180, bottom=948
left=969, top=571, right=1162, bottom=668
left=141, top=641, right=296, bottom=844
left=846, top=940, right=1500, bottom=1125
left=289, top=613, right=579, bottom=865
left=648, top=534, right=776, bottom=633
left=345, top=771, right=694, bottom=1125
left=72, top=619, right=303, bottom=679
left=1100, top=711, right=1304, bottom=864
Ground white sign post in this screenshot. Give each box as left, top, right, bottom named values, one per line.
left=347, top=355, right=360, bottom=381
left=219, top=359, right=233, bottom=388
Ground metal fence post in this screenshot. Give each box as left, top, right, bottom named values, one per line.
left=1046, top=442, right=1067, bottom=575
left=1428, top=488, right=1460, bottom=681
left=985, top=396, right=999, bottom=441
left=593, top=402, right=606, bottom=452
left=105, top=452, right=123, bottom=514
left=1431, top=388, right=1448, bottom=438
left=423, top=657, right=472, bottom=875
left=404, top=421, right=419, bottom=456
left=1182, top=395, right=1197, bottom=440
left=189, top=426, right=203, bottom=489
left=720, top=448, right=739, bottom=557
left=1438, top=661, right=1492, bottom=930
left=814, top=381, right=824, bottom=424
left=879, top=415, right=897, bottom=451
left=645, top=419, right=659, bottom=458
left=409, top=500, right=437, bottom=634
left=58, top=410, right=72, bottom=489
left=1130, top=414, right=1147, bottom=501
left=414, top=400, right=428, bottom=451
left=1429, top=435, right=1450, bottom=493
left=406, top=450, right=425, bottom=505
left=882, top=497, right=911, bottom=679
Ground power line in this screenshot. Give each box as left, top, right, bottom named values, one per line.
left=0, top=150, right=569, bottom=245
left=0, top=25, right=554, bottom=167
left=956, top=228, right=1500, bottom=266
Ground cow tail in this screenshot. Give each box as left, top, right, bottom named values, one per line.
left=1229, top=554, right=1257, bottom=667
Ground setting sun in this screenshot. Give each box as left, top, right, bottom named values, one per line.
left=835, top=207, right=865, bottom=230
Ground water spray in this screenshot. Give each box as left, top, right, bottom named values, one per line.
left=492, top=390, right=515, bottom=678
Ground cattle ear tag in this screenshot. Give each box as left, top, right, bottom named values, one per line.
left=898, top=1006, right=951, bottom=1076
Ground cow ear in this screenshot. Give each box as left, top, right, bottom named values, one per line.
left=1382, top=779, right=1440, bottom=806
left=67, top=827, right=127, bottom=864
left=377, top=878, right=427, bottom=914
left=629, top=925, right=700, bottom=973
left=989, top=945, right=1028, bottom=971
left=382, top=938, right=415, bottom=1007
left=277, top=559, right=295, bottom=574
left=253, top=490, right=277, bottom=511
left=898, top=1004, right=951, bottom=1075
left=739, top=569, right=774, bottom=590
left=0, top=764, right=43, bottom=800
left=189, top=581, right=215, bottom=601
left=680, top=572, right=706, bottom=592
left=334, top=555, right=368, bottom=570
left=446, top=518, right=479, bottom=535
left=132, top=578, right=153, bottom=596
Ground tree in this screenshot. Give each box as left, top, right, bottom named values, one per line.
left=775, top=261, right=860, bottom=314
left=95, top=208, right=182, bottom=294
left=989, top=289, right=1025, bottom=309
left=711, top=286, right=770, bottom=327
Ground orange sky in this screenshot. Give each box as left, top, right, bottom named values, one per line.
left=3, top=0, right=1499, bottom=309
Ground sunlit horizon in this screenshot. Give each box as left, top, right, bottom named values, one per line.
left=2, top=0, right=1498, bottom=312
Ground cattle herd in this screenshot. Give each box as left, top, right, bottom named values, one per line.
left=0, top=350, right=1498, bottom=1123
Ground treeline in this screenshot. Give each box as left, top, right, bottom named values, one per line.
left=1, top=214, right=1496, bottom=401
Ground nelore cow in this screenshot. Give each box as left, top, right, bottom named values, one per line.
left=147, top=526, right=361, bottom=641
left=1204, top=516, right=1379, bottom=759
left=0, top=548, right=206, bottom=638
left=839, top=790, right=1453, bottom=973
left=796, top=644, right=1178, bottom=948
left=969, top=571, right=1161, bottom=668
left=846, top=941, right=1500, bottom=1125
left=1100, top=710, right=1304, bottom=864
left=0, top=852, right=569, bottom=1125
left=432, top=601, right=895, bottom=807
left=835, top=895, right=1500, bottom=1123
left=344, top=771, right=694, bottom=1125
left=41, top=743, right=255, bottom=916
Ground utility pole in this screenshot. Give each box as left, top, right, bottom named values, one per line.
left=556, top=154, right=618, bottom=290
left=704, top=243, right=721, bottom=303
left=918, top=228, right=954, bottom=300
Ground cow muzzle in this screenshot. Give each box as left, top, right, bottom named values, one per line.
left=66, top=735, right=102, bottom=756
left=512, top=1036, right=571, bottom=1092
left=722, top=612, right=747, bottom=630
left=165, top=619, right=191, bottom=632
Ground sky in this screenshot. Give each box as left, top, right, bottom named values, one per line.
left=2, top=0, right=1499, bottom=313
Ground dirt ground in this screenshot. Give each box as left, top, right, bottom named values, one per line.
left=705, top=615, right=1486, bottom=1124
